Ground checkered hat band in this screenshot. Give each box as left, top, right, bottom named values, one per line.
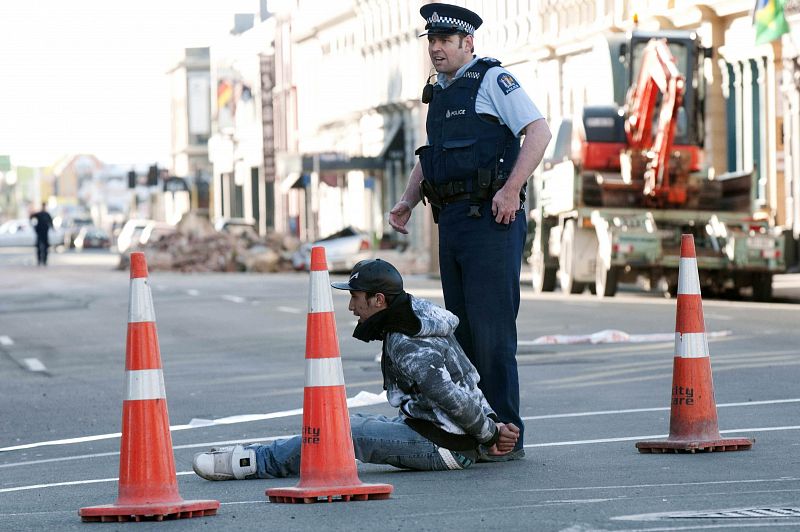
left=428, top=16, right=475, bottom=34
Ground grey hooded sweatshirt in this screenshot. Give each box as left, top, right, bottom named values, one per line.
left=382, top=295, right=499, bottom=448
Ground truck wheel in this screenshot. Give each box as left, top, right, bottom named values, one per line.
left=531, top=251, right=557, bottom=293
left=558, top=220, right=586, bottom=294
left=595, top=260, right=619, bottom=298
left=752, top=273, right=773, bottom=302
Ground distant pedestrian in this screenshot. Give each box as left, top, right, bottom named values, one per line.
left=30, top=203, right=54, bottom=266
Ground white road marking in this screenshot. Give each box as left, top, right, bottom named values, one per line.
left=400, top=494, right=800, bottom=522
left=539, top=354, right=800, bottom=390
left=2, top=432, right=800, bottom=494
left=0, top=396, right=794, bottom=454
left=613, top=506, right=800, bottom=521
left=22, top=358, right=47, bottom=372
left=704, top=312, right=733, bottom=320
left=0, top=436, right=286, bottom=470
left=602, top=523, right=800, bottom=531
left=522, top=398, right=800, bottom=421
left=0, top=499, right=269, bottom=517
left=0, top=390, right=386, bottom=452
left=276, top=306, right=302, bottom=314
left=186, top=289, right=199, bottom=296
left=0, top=472, right=194, bottom=493
left=525, top=425, right=800, bottom=448
left=2, top=424, right=799, bottom=479
left=0, top=336, right=13, bottom=346
left=221, top=294, right=246, bottom=303
left=514, top=476, right=800, bottom=493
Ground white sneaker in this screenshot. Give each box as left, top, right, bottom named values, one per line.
left=192, top=444, right=258, bottom=481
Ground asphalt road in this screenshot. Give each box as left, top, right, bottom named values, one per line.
left=1, top=247, right=799, bottom=531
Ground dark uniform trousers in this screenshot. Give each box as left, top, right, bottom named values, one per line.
left=420, top=58, right=526, bottom=448
left=437, top=198, right=526, bottom=449
left=418, top=58, right=527, bottom=448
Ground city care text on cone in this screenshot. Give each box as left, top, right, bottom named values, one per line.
left=266, top=246, right=393, bottom=503
left=79, top=252, right=219, bottom=521
left=635, top=235, right=753, bottom=453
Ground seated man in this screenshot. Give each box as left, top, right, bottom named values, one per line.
left=193, top=258, right=519, bottom=480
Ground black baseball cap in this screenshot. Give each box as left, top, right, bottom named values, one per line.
left=331, top=259, right=404, bottom=295
left=418, top=3, right=482, bottom=37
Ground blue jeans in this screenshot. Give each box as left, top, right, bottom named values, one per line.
left=248, top=414, right=474, bottom=478
left=437, top=199, right=526, bottom=449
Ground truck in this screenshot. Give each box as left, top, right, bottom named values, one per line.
left=529, top=30, right=786, bottom=301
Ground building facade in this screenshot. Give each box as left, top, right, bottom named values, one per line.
left=208, top=14, right=277, bottom=236
left=168, top=47, right=213, bottom=185
left=271, top=1, right=431, bottom=256
left=780, top=1, right=800, bottom=264
left=189, top=1, right=800, bottom=267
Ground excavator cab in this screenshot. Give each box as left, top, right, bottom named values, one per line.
left=622, top=31, right=706, bottom=150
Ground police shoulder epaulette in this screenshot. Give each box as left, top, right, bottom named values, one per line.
left=479, top=57, right=502, bottom=67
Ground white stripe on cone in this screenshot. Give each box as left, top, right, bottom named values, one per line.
left=124, top=369, right=167, bottom=400
left=304, top=357, right=345, bottom=387
left=128, top=278, right=156, bottom=323
left=308, top=270, right=334, bottom=314
left=674, top=332, right=710, bottom=359
left=677, top=258, right=701, bottom=295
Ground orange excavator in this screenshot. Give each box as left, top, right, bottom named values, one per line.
left=572, top=34, right=704, bottom=209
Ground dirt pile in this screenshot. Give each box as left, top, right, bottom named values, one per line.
left=117, top=214, right=300, bottom=273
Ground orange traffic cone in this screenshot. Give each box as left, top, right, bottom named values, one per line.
left=266, top=247, right=393, bottom=503
left=636, top=235, right=753, bottom=453
left=80, top=253, right=219, bottom=521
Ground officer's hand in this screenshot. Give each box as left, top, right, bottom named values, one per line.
left=491, top=185, right=521, bottom=224
left=389, top=200, right=412, bottom=234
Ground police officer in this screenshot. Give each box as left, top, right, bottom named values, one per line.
left=388, top=3, right=551, bottom=460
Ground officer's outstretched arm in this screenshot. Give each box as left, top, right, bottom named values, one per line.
left=389, top=161, right=424, bottom=234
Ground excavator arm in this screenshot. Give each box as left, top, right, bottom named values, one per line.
left=624, top=38, right=686, bottom=205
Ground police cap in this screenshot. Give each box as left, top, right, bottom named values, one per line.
left=331, top=259, right=404, bottom=295
left=418, top=3, right=482, bottom=37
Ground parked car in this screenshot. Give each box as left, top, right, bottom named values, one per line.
left=74, top=226, right=111, bottom=250
left=291, top=226, right=372, bottom=273
left=116, top=219, right=177, bottom=253
left=0, top=219, right=63, bottom=247
left=62, top=216, right=94, bottom=248
left=116, top=219, right=152, bottom=253
left=138, top=221, right=174, bottom=246
left=214, top=217, right=258, bottom=238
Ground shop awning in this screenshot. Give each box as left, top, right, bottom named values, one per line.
left=301, top=153, right=384, bottom=172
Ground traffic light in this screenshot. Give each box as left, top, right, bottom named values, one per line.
left=147, top=165, right=158, bottom=187
left=127, top=170, right=136, bottom=188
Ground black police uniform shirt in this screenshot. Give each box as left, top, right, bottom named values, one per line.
left=420, top=55, right=543, bottom=187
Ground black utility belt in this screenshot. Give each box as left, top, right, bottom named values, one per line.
left=420, top=172, right=525, bottom=222
left=433, top=180, right=470, bottom=198
left=438, top=192, right=471, bottom=205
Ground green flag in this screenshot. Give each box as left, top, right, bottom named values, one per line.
left=754, top=0, right=790, bottom=45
